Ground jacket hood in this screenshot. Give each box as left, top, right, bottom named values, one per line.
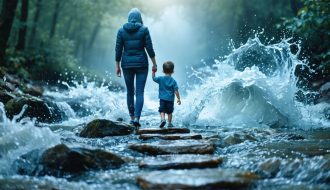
left=123, top=8, right=143, bottom=33
left=128, top=8, right=142, bottom=23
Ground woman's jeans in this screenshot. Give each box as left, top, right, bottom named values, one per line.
left=122, top=67, right=148, bottom=120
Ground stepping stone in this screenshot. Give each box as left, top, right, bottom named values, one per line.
left=139, top=154, right=223, bottom=170
left=137, top=168, right=259, bottom=190
left=128, top=140, right=215, bottom=155
left=136, top=128, right=190, bottom=135
left=139, top=133, right=202, bottom=140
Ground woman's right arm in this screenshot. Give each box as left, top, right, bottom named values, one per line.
left=145, top=28, right=157, bottom=72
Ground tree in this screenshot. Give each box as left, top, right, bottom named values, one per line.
left=283, top=0, right=330, bottom=89
left=0, top=0, right=19, bottom=65
left=49, top=0, right=61, bottom=38
left=16, top=0, right=29, bottom=50
left=29, top=0, right=42, bottom=47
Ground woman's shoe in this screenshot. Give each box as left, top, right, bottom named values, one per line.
left=133, top=120, right=141, bottom=127
left=159, top=119, right=166, bottom=128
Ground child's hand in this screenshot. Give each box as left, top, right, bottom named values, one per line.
left=152, top=64, right=157, bottom=73
left=177, top=99, right=181, bottom=105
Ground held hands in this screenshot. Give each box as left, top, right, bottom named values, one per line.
left=177, top=98, right=181, bottom=105
left=152, top=64, right=157, bottom=73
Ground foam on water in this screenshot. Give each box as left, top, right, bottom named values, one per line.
left=43, top=36, right=329, bottom=129
left=0, top=103, right=61, bottom=175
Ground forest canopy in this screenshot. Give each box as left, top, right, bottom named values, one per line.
left=0, top=0, right=328, bottom=90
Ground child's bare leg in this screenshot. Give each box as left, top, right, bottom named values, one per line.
left=160, top=112, right=165, bottom=120
left=168, top=113, right=172, bottom=123
left=159, top=112, right=166, bottom=128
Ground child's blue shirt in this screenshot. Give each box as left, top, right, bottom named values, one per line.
left=153, top=75, right=178, bottom=101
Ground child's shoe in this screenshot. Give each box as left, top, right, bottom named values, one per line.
left=159, top=119, right=166, bottom=128
left=167, top=123, right=174, bottom=128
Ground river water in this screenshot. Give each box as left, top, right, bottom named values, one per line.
left=0, top=37, right=329, bottom=189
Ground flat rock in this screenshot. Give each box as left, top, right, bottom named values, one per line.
left=137, top=168, right=259, bottom=190
left=136, top=128, right=190, bottom=135
left=139, top=133, right=202, bottom=140
left=80, top=119, right=133, bottom=138
left=129, top=140, right=215, bottom=155
left=139, top=154, right=222, bottom=170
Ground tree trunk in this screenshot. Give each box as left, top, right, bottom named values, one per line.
left=29, top=0, right=42, bottom=46
left=88, top=22, right=101, bottom=49
left=49, top=0, right=61, bottom=39
left=0, top=0, right=19, bottom=65
left=290, top=0, right=303, bottom=16
left=16, top=0, right=29, bottom=50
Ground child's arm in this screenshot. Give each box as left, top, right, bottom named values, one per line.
left=174, top=90, right=181, bottom=105
left=152, top=70, right=159, bottom=83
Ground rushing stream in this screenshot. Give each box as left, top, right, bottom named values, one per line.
left=0, top=37, right=329, bottom=189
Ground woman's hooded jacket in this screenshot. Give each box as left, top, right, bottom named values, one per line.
left=115, top=8, right=155, bottom=69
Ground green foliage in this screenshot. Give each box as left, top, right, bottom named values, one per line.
left=282, top=0, right=329, bottom=87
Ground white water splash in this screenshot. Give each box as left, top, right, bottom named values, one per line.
left=174, top=37, right=329, bottom=128
left=0, top=103, right=61, bottom=175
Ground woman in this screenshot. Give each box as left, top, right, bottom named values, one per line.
left=115, top=8, right=157, bottom=127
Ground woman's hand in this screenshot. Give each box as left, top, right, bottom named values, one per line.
left=116, top=62, right=121, bottom=77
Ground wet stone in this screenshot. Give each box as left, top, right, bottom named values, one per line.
left=137, top=168, right=259, bottom=190
left=80, top=119, right=133, bottom=138
left=258, top=158, right=281, bottom=178
left=139, top=133, right=202, bottom=140
left=5, top=97, right=65, bottom=123
left=129, top=140, right=215, bottom=155
left=39, top=144, right=125, bottom=176
left=136, top=127, right=190, bottom=135
left=139, top=154, right=222, bottom=170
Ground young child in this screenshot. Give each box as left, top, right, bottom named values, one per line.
left=152, top=61, right=181, bottom=128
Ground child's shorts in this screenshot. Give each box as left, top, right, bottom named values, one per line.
left=159, top=99, right=174, bottom=114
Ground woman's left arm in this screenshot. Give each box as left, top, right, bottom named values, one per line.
left=115, top=30, right=123, bottom=77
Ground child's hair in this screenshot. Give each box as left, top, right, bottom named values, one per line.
left=163, top=61, right=174, bottom=74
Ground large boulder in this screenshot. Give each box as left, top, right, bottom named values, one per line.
left=79, top=119, right=133, bottom=138
left=129, top=140, right=215, bottom=155
left=139, top=154, right=222, bottom=170
left=137, top=168, right=259, bottom=190
left=13, top=144, right=125, bottom=177
left=5, top=97, right=64, bottom=123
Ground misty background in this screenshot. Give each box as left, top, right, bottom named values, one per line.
left=1, top=0, right=328, bottom=91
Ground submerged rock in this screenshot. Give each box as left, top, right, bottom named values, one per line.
left=0, top=91, right=16, bottom=104
left=258, top=158, right=281, bottom=178
left=136, top=128, right=190, bottom=135
left=39, top=144, right=125, bottom=176
left=139, top=154, right=222, bottom=170
left=139, top=133, right=202, bottom=140
left=220, top=133, right=257, bottom=147
left=21, top=84, right=44, bottom=97
left=5, top=97, right=64, bottom=123
left=79, top=119, right=133, bottom=138
left=137, top=168, right=258, bottom=190
left=129, top=140, right=215, bottom=155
